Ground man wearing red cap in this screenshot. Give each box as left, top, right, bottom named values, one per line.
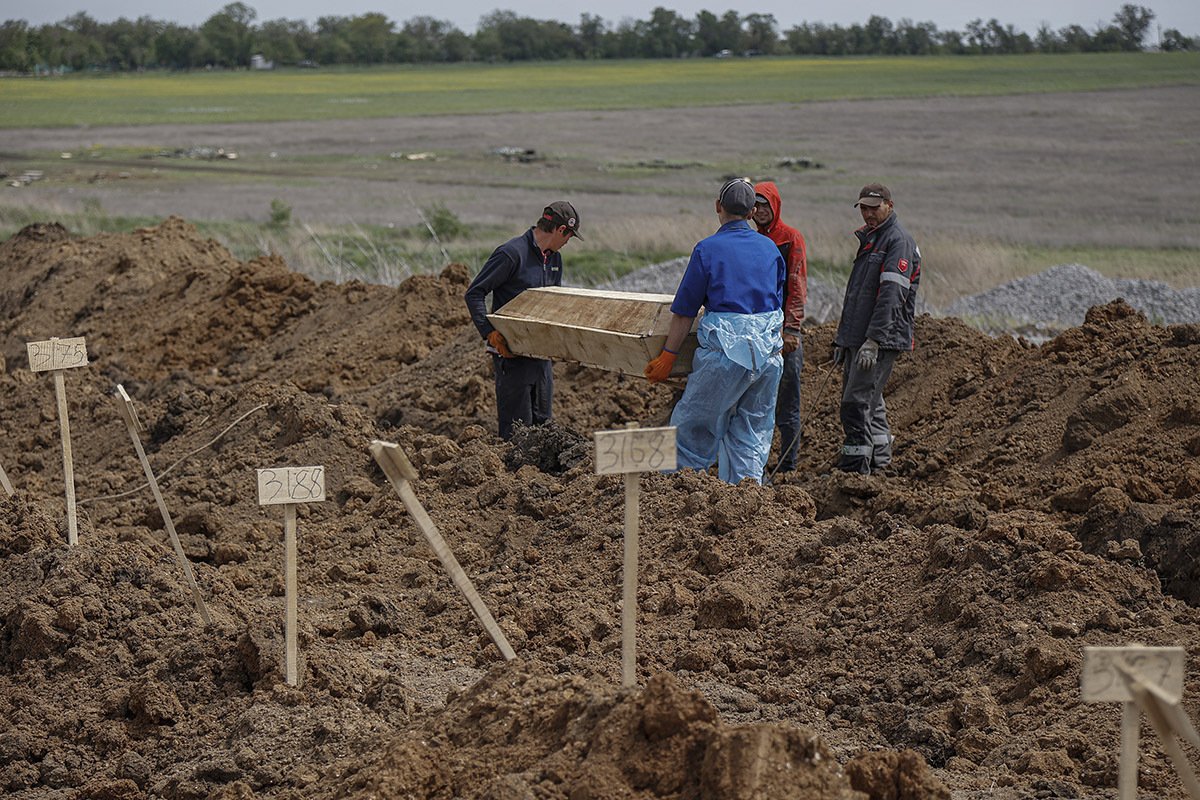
left=833, top=184, right=921, bottom=474
left=465, top=201, right=582, bottom=440
left=753, top=181, right=808, bottom=473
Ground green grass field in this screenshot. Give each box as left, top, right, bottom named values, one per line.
left=0, top=201, right=691, bottom=287
left=2, top=52, right=1198, bottom=128
left=2, top=52, right=1196, bottom=296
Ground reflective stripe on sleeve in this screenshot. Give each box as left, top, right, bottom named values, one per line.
left=880, top=272, right=911, bottom=289
left=841, top=444, right=872, bottom=456
left=871, top=434, right=893, bottom=446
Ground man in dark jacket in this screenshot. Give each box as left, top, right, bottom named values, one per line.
left=753, top=181, right=808, bottom=473
left=833, top=184, right=921, bottom=474
left=464, top=201, right=581, bottom=440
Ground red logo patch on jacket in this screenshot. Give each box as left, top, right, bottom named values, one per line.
left=898, top=258, right=909, bottom=272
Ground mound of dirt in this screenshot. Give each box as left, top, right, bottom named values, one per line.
left=3, top=218, right=1200, bottom=799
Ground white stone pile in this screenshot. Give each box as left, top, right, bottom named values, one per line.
left=943, top=264, right=1200, bottom=332
left=603, top=260, right=1200, bottom=336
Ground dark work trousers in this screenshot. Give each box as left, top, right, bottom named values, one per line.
left=493, top=354, right=553, bottom=440
left=837, top=349, right=899, bottom=474
left=773, top=339, right=804, bottom=472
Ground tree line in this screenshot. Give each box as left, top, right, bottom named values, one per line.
left=0, top=2, right=1193, bottom=73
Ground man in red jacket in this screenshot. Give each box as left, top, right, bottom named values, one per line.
left=753, top=181, right=808, bottom=473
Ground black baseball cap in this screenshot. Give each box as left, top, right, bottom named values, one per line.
left=854, top=184, right=892, bottom=208
left=543, top=201, right=583, bottom=239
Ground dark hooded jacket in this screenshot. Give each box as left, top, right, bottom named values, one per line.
left=753, top=181, right=807, bottom=333
left=464, top=228, right=563, bottom=341
left=834, top=212, right=921, bottom=351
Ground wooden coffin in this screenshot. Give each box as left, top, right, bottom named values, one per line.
left=487, top=287, right=698, bottom=377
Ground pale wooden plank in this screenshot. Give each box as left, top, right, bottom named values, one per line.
left=284, top=503, right=299, bottom=687
left=623, top=470, right=639, bottom=688
left=500, top=286, right=678, bottom=331
left=370, top=441, right=516, bottom=662
left=494, top=287, right=688, bottom=333
left=488, top=316, right=697, bottom=376
left=54, top=370, right=79, bottom=545
left=1083, top=646, right=1186, bottom=703
left=488, top=286, right=704, bottom=376
left=1132, top=683, right=1200, bottom=799
left=116, top=386, right=211, bottom=624
left=1120, top=701, right=1139, bottom=800
left=524, top=286, right=677, bottom=302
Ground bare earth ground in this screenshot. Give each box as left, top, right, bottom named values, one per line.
left=3, top=219, right=1200, bottom=798
left=1, top=87, right=1199, bottom=256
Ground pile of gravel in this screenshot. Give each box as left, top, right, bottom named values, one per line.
left=598, top=255, right=688, bottom=295
left=600, top=256, right=846, bottom=324
left=604, top=260, right=1200, bottom=337
left=944, top=264, right=1200, bottom=336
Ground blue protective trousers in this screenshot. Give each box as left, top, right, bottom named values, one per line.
left=671, top=340, right=783, bottom=485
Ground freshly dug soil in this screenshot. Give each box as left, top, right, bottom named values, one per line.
left=2, top=218, right=1199, bottom=799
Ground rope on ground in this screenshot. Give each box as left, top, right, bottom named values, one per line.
left=77, top=403, right=268, bottom=506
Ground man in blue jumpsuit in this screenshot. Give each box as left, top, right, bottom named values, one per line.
left=465, top=201, right=581, bottom=440
left=833, top=184, right=921, bottom=474
left=644, top=178, right=786, bottom=484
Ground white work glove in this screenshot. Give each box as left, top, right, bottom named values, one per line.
left=855, top=339, right=879, bottom=370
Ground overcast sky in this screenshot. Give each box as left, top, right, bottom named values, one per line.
left=6, top=0, right=1199, bottom=39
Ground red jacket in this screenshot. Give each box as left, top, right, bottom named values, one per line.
left=753, top=181, right=807, bottom=332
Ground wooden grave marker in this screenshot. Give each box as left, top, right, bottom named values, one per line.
left=257, top=465, right=326, bottom=686
left=1082, top=645, right=1199, bottom=800
left=370, top=440, right=516, bottom=662
left=27, top=336, right=88, bottom=544
left=593, top=423, right=676, bottom=688
left=115, top=385, right=211, bottom=623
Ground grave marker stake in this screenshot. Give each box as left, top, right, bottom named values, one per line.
left=0, top=460, right=13, bottom=498
left=257, top=465, right=326, bottom=687
left=1131, top=680, right=1200, bottom=799
left=623, top=468, right=639, bottom=688
left=54, top=370, right=77, bottom=543
left=284, top=502, right=298, bottom=686
left=115, top=385, right=211, bottom=624
left=28, top=336, right=88, bottom=544
left=370, top=440, right=516, bottom=661
left=1120, top=700, right=1139, bottom=800
left=1083, top=645, right=1198, bottom=800
left=593, top=423, right=676, bottom=688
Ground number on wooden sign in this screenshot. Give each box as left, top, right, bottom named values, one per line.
left=27, top=337, right=89, bottom=372
left=1082, top=646, right=1185, bottom=703
left=593, top=427, right=676, bottom=475
left=257, top=466, right=327, bottom=505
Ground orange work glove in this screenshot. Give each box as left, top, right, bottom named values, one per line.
left=487, top=330, right=514, bottom=358
left=644, top=349, right=678, bottom=383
